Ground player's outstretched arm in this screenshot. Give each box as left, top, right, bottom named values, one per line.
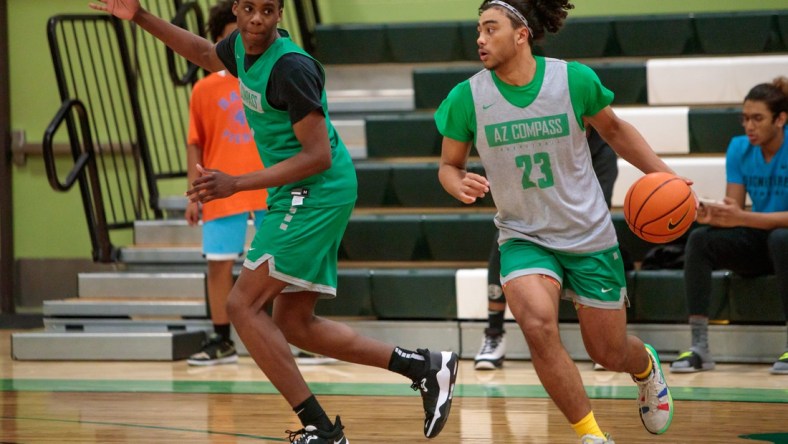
left=89, top=0, right=225, bottom=72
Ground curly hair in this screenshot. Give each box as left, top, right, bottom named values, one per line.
left=207, top=0, right=236, bottom=42
left=745, top=76, right=788, bottom=118
left=478, top=0, right=574, bottom=42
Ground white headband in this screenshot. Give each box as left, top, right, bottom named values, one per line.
left=488, top=0, right=534, bottom=37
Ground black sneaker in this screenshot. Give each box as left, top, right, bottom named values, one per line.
left=287, top=415, right=348, bottom=444
left=187, top=333, right=238, bottom=366
left=410, top=349, right=459, bottom=438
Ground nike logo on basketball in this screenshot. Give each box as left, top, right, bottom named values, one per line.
left=667, top=210, right=689, bottom=230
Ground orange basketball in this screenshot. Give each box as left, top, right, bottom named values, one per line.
left=624, top=172, right=696, bottom=244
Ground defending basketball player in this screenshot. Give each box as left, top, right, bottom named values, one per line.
left=435, top=1, right=684, bottom=442
left=89, top=0, right=459, bottom=442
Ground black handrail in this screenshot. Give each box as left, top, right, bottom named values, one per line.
left=41, top=1, right=321, bottom=264
left=293, top=0, right=322, bottom=54
left=42, top=99, right=117, bottom=263
left=167, top=1, right=204, bottom=86
left=46, top=13, right=153, bottom=263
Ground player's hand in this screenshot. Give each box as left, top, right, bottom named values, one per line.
left=184, top=201, right=200, bottom=226
left=457, top=172, right=490, bottom=204
left=705, top=196, right=742, bottom=227
left=186, top=164, right=237, bottom=203
left=88, top=0, right=140, bottom=21
left=695, top=201, right=712, bottom=224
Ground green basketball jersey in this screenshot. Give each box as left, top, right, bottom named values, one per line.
left=234, top=34, right=357, bottom=209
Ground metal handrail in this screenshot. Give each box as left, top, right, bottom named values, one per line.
left=167, top=1, right=204, bottom=86
left=42, top=99, right=117, bottom=263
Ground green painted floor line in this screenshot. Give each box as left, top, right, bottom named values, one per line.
left=739, top=433, right=788, bottom=444
left=1, top=415, right=285, bottom=442
left=3, top=378, right=787, bottom=403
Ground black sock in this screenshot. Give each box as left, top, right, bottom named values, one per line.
left=214, top=323, right=231, bottom=342
left=488, top=310, right=505, bottom=334
left=294, top=395, right=332, bottom=431
left=387, top=347, right=427, bottom=381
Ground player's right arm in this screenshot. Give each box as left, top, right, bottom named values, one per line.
left=439, top=137, right=489, bottom=204
left=89, top=0, right=226, bottom=72
left=434, top=81, right=488, bottom=204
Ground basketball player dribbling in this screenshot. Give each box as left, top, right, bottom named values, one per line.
left=435, top=1, right=687, bottom=442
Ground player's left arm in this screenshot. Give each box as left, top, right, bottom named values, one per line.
left=586, top=107, right=675, bottom=176
left=569, top=61, right=680, bottom=179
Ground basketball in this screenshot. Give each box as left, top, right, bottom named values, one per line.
left=623, top=172, right=696, bottom=243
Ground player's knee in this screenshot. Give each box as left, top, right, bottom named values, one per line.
left=521, top=315, right=558, bottom=345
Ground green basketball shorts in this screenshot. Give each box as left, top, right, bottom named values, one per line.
left=244, top=201, right=354, bottom=298
left=499, top=238, right=628, bottom=309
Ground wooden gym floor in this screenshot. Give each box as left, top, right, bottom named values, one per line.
left=2, top=329, right=787, bottom=443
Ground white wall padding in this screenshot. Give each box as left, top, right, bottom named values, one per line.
left=455, top=268, right=515, bottom=320
left=647, top=55, right=788, bottom=106
left=614, top=106, right=690, bottom=154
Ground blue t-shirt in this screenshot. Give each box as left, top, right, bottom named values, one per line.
left=725, top=127, right=788, bottom=213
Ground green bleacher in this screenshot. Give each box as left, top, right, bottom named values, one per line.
left=612, top=14, right=696, bottom=56
left=317, top=9, right=786, bottom=332
left=362, top=111, right=742, bottom=158
left=314, top=11, right=788, bottom=64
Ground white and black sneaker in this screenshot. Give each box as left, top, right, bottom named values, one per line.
left=287, top=415, right=348, bottom=444
left=411, top=349, right=459, bottom=438
left=474, top=328, right=506, bottom=370
left=187, top=333, right=238, bottom=366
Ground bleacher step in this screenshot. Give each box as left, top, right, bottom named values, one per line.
left=120, top=246, right=210, bottom=265
left=43, top=318, right=211, bottom=333
left=78, top=272, right=205, bottom=298
left=11, top=331, right=206, bottom=361
left=44, top=298, right=207, bottom=317
left=133, top=220, right=256, bottom=246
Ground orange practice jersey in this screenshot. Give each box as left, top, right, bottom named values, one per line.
left=188, top=71, right=267, bottom=221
